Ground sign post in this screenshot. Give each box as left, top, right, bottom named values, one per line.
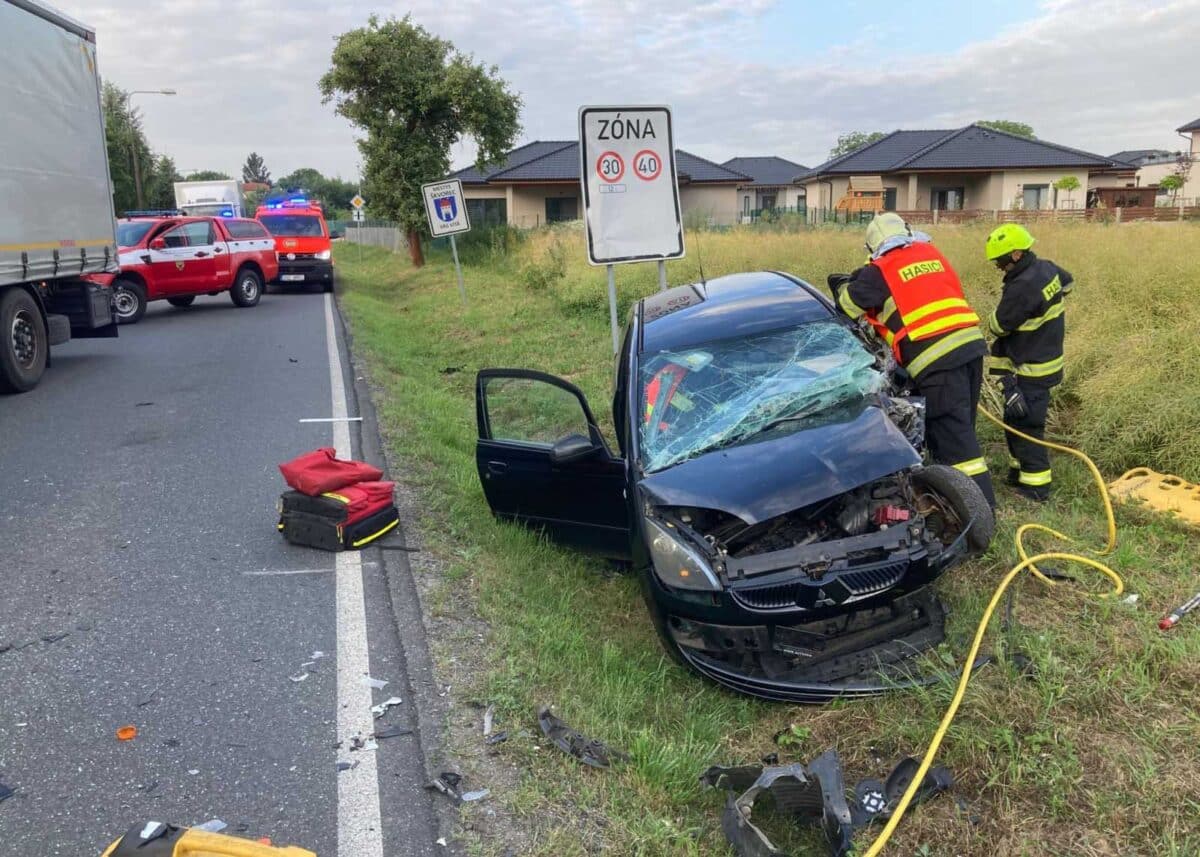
left=579, top=105, right=684, bottom=351
left=351, top=194, right=366, bottom=264
left=421, top=178, right=471, bottom=307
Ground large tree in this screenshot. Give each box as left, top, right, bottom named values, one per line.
left=977, top=119, right=1035, bottom=138
left=102, top=82, right=151, bottom=213
left=829, top=131, right=886, bottom=159
left=242, top=151, right=271, bottom=185
left=320, top=15, right=522, bottom=266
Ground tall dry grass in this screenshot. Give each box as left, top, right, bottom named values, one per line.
left=510, top=220, right=1200, bottom=481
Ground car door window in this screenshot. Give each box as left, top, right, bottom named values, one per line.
left=160, top=221, right=213, bottom=248
left=482, top=376, right=590, bottom=446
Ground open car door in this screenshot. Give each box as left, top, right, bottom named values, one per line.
left=475, top=369, right=631, bottom=559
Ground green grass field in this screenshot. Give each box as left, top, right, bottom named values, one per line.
left=336, top=221, right=1200, bottom=856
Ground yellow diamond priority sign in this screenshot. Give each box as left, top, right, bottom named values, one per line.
left=350, top=194, right=365, bottom=210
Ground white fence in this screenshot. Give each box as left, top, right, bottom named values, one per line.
left=334, top=222, right=406, bottom=252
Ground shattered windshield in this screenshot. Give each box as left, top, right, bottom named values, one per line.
left=638, top=322, right=885, bottom=473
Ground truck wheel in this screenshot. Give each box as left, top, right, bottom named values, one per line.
left=230, top=268, right=262, bottom=307
left=912, top=464, right=994, bottom=554
left=0, top=288, right=48, bottom=393
left=111, top=278, right=147, bottom=324
left=167, top=296, right=196, bottom=308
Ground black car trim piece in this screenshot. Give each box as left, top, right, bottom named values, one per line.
left=726, top=524, right=923, bottom=578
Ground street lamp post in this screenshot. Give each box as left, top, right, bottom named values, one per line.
left=127, top=88, right=176, bottom=208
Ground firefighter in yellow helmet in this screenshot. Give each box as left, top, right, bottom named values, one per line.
left=984, top=223, right=1072, bottom=501
left=833, top=213, right=995, bottom=507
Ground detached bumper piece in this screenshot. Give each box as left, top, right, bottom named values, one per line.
left=103, top=820, right=315, bottom=856
left=670, top=588, right=952, bottom=703
left=700, top=749, right=953, bottom=857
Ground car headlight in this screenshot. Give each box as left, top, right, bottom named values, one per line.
left=645, top=517, right=720, bottom=591
left=315, top=249, right=332, bottom=261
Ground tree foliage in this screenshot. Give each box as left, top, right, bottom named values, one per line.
left=319, top=15, right=522, bottom=265
left=275, top=167, right=360, bottom=216
left=977, top=120, right=1035, bottom=138
left=102, top=82, right=182, bottom=213
left=828, top=131, right=886, bottom=159
left=1054, top=174, right=1081, bottom=206
left=242, top=151, right=271, bottom=185
left=183, top=170, right=233, bottom=181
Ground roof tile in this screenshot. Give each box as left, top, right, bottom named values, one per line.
left=721, top=156, right=808, bottom=186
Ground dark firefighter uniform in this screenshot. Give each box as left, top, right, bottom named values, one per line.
left=837, top=240, right=996, bottom=507
left=986, top=249, right=1072, bottom=495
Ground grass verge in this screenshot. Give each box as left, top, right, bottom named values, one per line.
left=337, top=223, right=1200, bottom=856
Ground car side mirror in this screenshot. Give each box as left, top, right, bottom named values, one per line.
left=549, top=432, right=600, bottom=464
left=149, top=237, right=166, bottom=250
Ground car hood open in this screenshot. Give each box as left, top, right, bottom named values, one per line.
left=639, top=402, right=920, bottom=525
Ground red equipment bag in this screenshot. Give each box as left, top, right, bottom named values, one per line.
left=277, top=481, right=399, bottom=551
left=278, top=447, right=384, bottom=496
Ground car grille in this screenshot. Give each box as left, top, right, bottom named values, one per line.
left=731, top=561, right=908, bottom=611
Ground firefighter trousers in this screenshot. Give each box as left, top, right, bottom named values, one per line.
left=1004, top=379, right=1052, bottom=490
left=916, top=357, right=996, bottom=508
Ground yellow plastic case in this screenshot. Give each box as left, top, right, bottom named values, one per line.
left=102, top=822, right=316, bottom=857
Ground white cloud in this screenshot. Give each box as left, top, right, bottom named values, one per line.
left=58, top=0, right=1200, bottom=179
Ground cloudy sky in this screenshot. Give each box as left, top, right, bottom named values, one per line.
left=62, top=0, right=1200, bottom=180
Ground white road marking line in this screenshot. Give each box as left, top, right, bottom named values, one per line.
left=299, top=417, right=363, bottom=423
left=326, top=293, right=385, bottom=857
left=242, top=568, right=334, bottom=576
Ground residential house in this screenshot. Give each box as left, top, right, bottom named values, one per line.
left=1090, top=150, right=1184, bottom=206
left=721, top=156, right=808, bottom=222
left=452, top=141, right=748, bottom=228
left=798, top=124, right=1131, bottom=216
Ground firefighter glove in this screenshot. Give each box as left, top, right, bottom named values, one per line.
left=999, top=374, right=1028, bottom=421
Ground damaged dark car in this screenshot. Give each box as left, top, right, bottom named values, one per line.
left=474, top=271, right=993, bottom=702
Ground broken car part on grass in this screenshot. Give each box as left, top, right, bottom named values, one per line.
left=474, top=272, right=995, bottom=702
left=701, top=749, right=953, bottom=857
left=538, top=707, right=629, bottom=769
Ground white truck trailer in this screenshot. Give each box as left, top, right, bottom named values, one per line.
left=174, top=180, right=245, bottom=218
left=0, top=0, right=119, bottom=393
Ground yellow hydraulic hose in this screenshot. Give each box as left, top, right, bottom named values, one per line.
left=861, top=406, right=1124, bottom=857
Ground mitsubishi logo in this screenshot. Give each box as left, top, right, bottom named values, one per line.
left=812, top=588, right=838, bottom=608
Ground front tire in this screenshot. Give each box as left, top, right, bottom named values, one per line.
left=229, top=268, right=262, bottom=308
left=111, top=278, right=147, bottom=324
left=0, top=288, right=48, bottom=393
left=167, top=296, right=196, bottom=308
left=912, top=464, right=994, bottom=554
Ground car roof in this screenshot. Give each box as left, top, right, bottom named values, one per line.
left=638, top=271, right=835, bottom=353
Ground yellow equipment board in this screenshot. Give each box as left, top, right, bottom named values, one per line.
left=102, top=822, right=316, bottom=857
left=1108, top=468, right=1200, bottom=526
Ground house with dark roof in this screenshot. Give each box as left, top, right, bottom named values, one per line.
left=721, top=156, right=808, bottom=221
left=1176, top=117, right=1200, bottom=202
left=798, top=124, right=1131, bottom=214
left=450, top=141, right=749, bottom=228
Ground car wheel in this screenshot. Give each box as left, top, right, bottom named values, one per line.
left=230, top=268, right=262, bottom=307
left=167, top=296, right=196, bottom=308
left=323, top=276, right=334, bottom=294
left=912, top=464, right=994, bottom=554
left=0, top=288, right=48, bottom=393
left=111, top=278, right=147, bottom=324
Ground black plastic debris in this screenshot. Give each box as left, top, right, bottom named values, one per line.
left=0, top=782, right=14, bottom=803
left=701, top=749, right=953, bottom=857
left=537, top=706, right=629, bottom=769
left=373, top=725, right=413, bottom=740
left=427, top=772, right=464, bottom=803
left=485, top=731, right=509, bottom=746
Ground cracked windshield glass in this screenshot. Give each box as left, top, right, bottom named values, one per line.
left=639, top=322, right=885, bottom=472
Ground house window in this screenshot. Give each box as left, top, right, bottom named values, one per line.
left=758, top=192, right=777, bottom=211
left=545, top=197, right=578, bottom=223
left=883, top=188, right=897, bottom=211
left=930, top=187, right=965, bottom=210
left=465, top=198, right=507, bottom=226
left=1022, top=184, right=1049, bottom=210
left=743, top=195, right=751, bottom=216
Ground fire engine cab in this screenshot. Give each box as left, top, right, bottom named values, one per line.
left=255, top=197, right=335, bottom=292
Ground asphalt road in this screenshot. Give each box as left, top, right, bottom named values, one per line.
left=0, top=289, right=440, bottom=855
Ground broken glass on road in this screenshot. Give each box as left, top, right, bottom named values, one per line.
left=639, top=323, right=885, bottom=473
